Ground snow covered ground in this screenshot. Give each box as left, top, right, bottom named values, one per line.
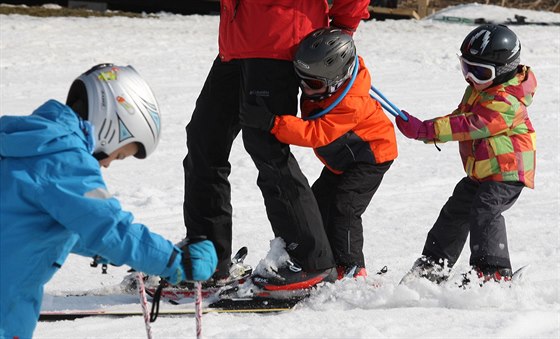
left=1, top=3, right=559, bottom=338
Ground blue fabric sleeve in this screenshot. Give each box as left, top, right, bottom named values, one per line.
left=36, top=150, right=175, bottom=276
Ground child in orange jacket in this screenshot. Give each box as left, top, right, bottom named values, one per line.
left=241, top=28, right=398, bottom=279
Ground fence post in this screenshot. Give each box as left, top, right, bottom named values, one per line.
left=418, top=0, right=430, bottom=18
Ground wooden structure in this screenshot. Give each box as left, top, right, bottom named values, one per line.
left=417, top=0, right=431, bottom=18
left=368, top=6, right=420, bottom=20
left=368, top=0, right=432, bottom=20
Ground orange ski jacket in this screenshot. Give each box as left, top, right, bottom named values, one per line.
left=271, top=57, right=398, bottom=174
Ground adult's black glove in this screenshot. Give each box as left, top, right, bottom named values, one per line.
left=239, top=98, right=276, bottom=131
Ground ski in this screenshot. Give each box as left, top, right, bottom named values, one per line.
left=432, top=15, right=478, bottom=25
left=399, top=263, right=529, bottom=288
left=206, top=265, right=388, bottom=311
left=146, top=246, right=252, bottom=302
left=145, top=285, right=220, bottom=302
left=42, top=253, right=388, bottom=321
left=511, top=264, right=530, bottom=282
left=209, top=296, right=303, bottom=310
left=431, top=14, right=560, bottom=26
left=39, top=304, right=293, bottom=321
left=455, top=264, right=531, bottom=288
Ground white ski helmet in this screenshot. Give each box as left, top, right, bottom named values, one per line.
left=66, top=63, right=161, bottom=159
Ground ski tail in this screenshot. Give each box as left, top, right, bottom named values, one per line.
left=511, top=264, right=530, bottom=282
left=209, top=296, right=303, bottom=310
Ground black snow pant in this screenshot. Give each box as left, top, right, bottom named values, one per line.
left=312, top=161, right=392, bottom=269
left=183, top=57, right=334, bottom=278
left=422, top=177, right=524, bottom=271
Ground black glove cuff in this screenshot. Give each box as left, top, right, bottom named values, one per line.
left=177, top=236, right=207, bottom=281
left=266, top=114, right=276, bottom=131
left=180, top=245, right=193, bottom=280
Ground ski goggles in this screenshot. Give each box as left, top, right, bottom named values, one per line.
left=295, top=68, right=351, bottom=96
left=458, top=55, right=496, bottom=84
left=300, top=78, right=327, bottom=91
left=295, top=69, right=329, bottom=92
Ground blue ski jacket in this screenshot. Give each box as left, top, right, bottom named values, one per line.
left=0, top=100, right=180, bottom=339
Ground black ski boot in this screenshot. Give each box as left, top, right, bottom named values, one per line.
left=252, top=259, right=337, bottom=292
left=400, top=256, right=451, bottom=285
left=458, top=266, right=512, bottom=288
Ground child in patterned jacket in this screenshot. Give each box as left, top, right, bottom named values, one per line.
left=396, top=24, right=537, bottom=285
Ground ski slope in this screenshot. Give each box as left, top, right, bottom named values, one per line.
left=1, top=4, right=559, bottom=338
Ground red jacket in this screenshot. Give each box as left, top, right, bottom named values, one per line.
left=218, top=0, right=370, bottom=62
left=271, top=57, right=398, bottom=174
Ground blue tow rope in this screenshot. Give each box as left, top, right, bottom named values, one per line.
left=303, top=55, right=408, bottom=122
left=304, top=56, right=359, bottom=120
left=369, top=85, right=408, bottom=121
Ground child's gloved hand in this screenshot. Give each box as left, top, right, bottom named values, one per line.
left=184, top=240, right=218, bottom=281
left=396, top=111, right=436, bottom=141
left=239, top=98, right=276, bottom=131
left=162, top=240, right=217, bottom=285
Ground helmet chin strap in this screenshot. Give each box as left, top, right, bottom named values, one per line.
left=304, top=55, right=359, bottom=121
left=93, top=152, right=109, bottom=161
left=467, top=76, right=494, bottom=91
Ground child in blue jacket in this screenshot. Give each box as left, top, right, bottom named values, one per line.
left=0, top=64, right=217, bottom=339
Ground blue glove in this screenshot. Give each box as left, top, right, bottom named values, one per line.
left=185, top=240, right=218, bottom=281
left=163, top=240, right=217, bottom=284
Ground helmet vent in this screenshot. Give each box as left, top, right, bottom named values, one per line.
left=312, top=39, right=322, bottom=49
left=327, top=38, right=339, bottom=46
left=107, top=129, right=116, bottom=144
left=97, top=118, right=116, bottom=146
left=312, top=30, right=323, bottom=37
left=97, top=118, right=107, bottom=140
left=102, top=119, right=113, bottom=139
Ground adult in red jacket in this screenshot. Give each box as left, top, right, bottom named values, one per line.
left=183, top=0, right=370, bottom=288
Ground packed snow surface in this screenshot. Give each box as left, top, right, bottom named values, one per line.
left=1, top=3, right=559, bottom=338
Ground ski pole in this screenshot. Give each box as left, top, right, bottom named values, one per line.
left=195, top=281, right=203, bottom=339
left=369, top=84, right=409, bottom=121
left=136, top=272, right=153, bottom=339
left=182, top=236, right=207, bottom=339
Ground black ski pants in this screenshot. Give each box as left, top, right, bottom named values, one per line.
left=183, top=57, right=334, bottom=278
left=312, top=161, right=392, bottom=269
left=422, top=177, right=524, bottom=270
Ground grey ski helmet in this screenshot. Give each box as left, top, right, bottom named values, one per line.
left=294, top=27, right=356, bottom=98
left=459, top=24, right=520, bottom=86
left=66, top=64, right=161, bottom=159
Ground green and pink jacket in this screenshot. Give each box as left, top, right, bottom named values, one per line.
left=428, top=66, right=537, bottom=188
